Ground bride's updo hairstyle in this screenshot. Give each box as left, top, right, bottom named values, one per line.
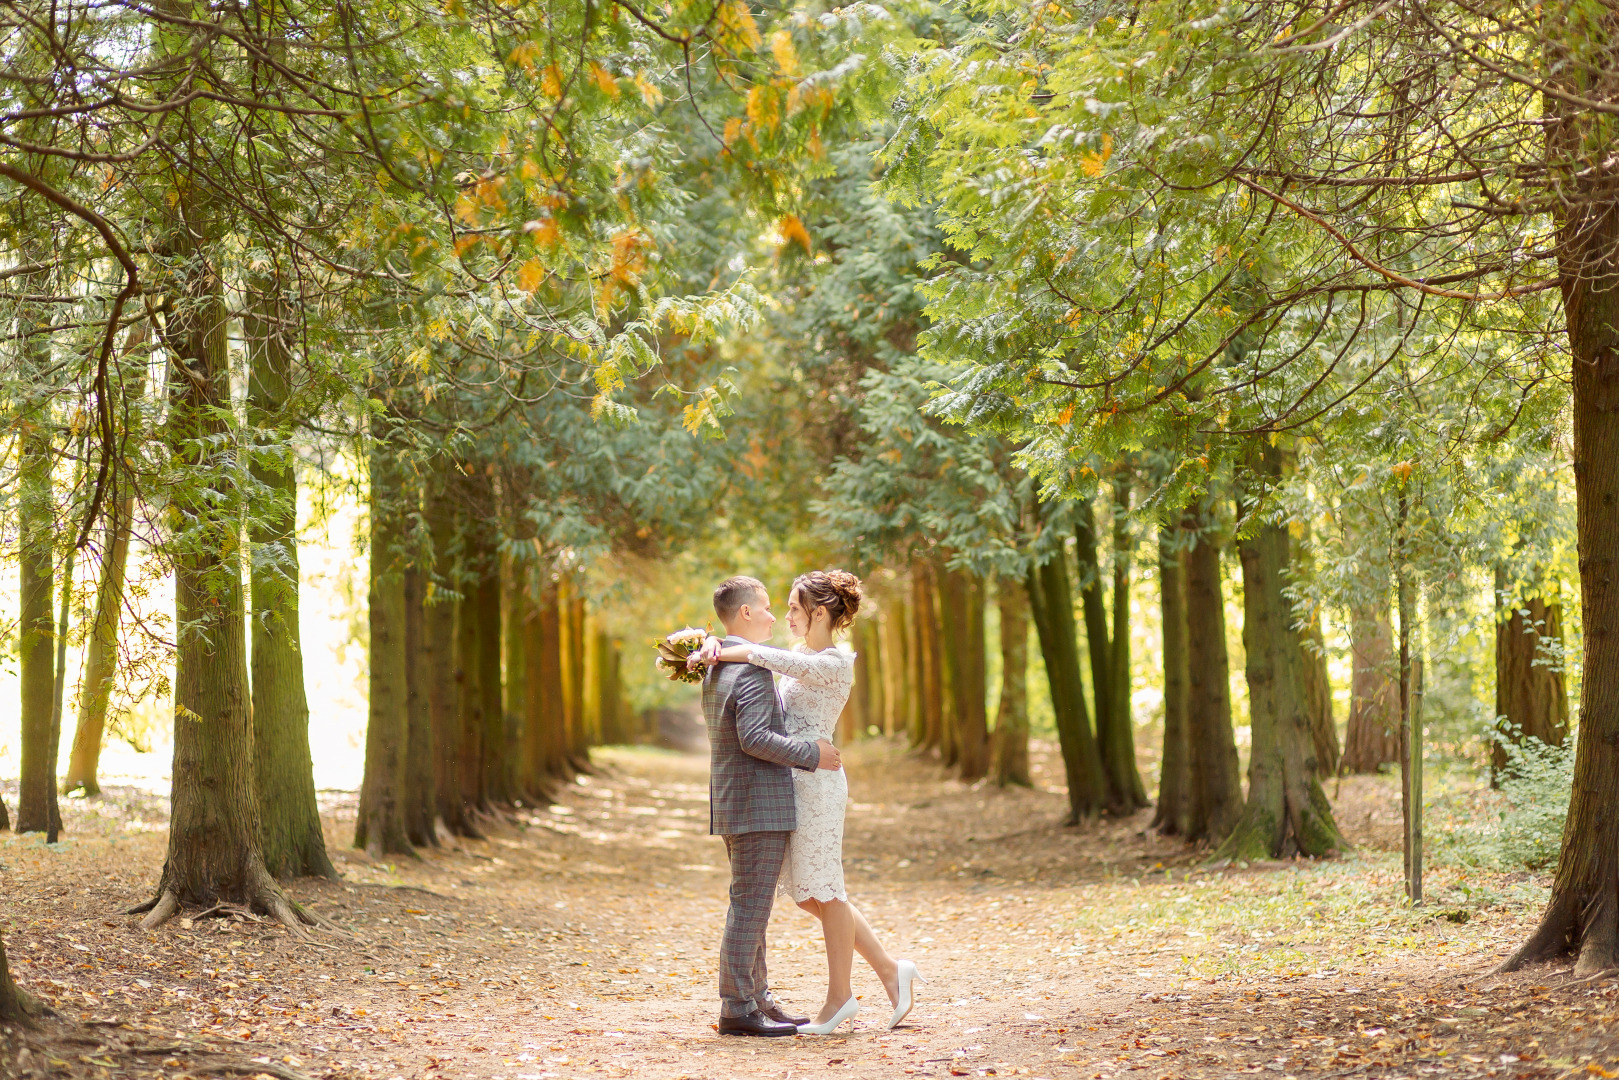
left=792, top=569, right=862, bottom=635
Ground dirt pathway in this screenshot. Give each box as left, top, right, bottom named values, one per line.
left=2, top=741, right=1617, bottom=1080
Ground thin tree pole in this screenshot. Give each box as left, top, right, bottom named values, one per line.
left=1396, top=488, right=1421, bottom=903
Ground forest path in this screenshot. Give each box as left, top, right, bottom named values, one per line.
left=4, top=740, right=1617, bottom=1080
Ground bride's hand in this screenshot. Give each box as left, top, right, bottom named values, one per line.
left=687, top=636, right=723, bottom=671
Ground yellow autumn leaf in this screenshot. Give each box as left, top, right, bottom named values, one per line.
left=591, top=62, right=619, bottom=99
left=509, top=39, right=540, bottom=73
left=541, top=64, right=563, bottom=99
left=770, top=30, right=799, bottom=76
left=716, top=0, right=761, bottom=49
left=633, top=70, right=664, bottom=107
left=523, top=217, right=559, bottom=248
left=1080, top=133, right=1113, bottom=177
left=746, top=85, right=779, bottom=135
left=777, top=213, right=811, bottom=255
left=517, top=257, right=547, bottom=294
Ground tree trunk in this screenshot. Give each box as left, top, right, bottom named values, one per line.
left=911, top=564, right=944, bottom=751
left=1492, top=575, right=1570, bottom=782
left=1343, top=603, right=1401, bottom=773
left=903, top=584, right=926, bottom=744
left=884, top=593, right=912, bottom=738
left=1152, top=526, right=1192, bottom=835
left=519, top=563, right=554, bottom=798
left=1501, top=33, right=1619, bottom=972
left=850, top=617, right=874, bottom=740
left=1299, top=613, right=1340, bottom=779
left=402, top=567, right=439, bottom=847
left=992, top=576, right=1031, bottom=787
left=1218, top=451, right=1347, bottom=860
left=426, top=474, right=479, bottom=838
left=942, top=567, right=988, bottom=781
left=1396, top=492, right=1422, bottom=902
left=502, top=548, right=529, bottom=790
left=1026, top=555, right=1109, bottom=820
left=0, top=934, right=42, bottom=1025
left=564, top=586, right=590, bottom=767
left=64, top=488, right=132, bottom=799
left=355, top=424, right=415, bottom=858
left=1183, top=517, right=1243, bottom=845
left=535, top=576, right=570, bottom=779
left=46, top=536, right=73, bottom=842
left=64, top=323, right=147, bottom=798
left=454, top=577, right=487, bottom=815
left=135, top=191, right=309, bottom=931
left=16, top=320, right=56, bottom=836
left=1075, top=500, right=1113, bottom=775
left=1107, top=488, right=1148, bottom=809
left=245, top=279, right=334, bottom=880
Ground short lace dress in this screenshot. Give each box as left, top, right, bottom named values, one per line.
left=745, top=644, right=855, bottom=903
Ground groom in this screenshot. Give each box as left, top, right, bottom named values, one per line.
left=703, top=576, right=842, bottom=1037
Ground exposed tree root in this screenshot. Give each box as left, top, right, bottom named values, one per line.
left=136, top=890, right=178, bottom=931
left=133, top=864, right=336, bottom=939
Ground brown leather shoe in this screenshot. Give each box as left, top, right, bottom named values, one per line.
left=718, top=1009, right=798, bottom=1037
left=763, top=1002, right=809, bottom=1027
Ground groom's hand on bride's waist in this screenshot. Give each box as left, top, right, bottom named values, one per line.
left=815, top=739, right=842, bottom=771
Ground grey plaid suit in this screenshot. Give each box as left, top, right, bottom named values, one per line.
left=704, top=638, right=821, bottom=1018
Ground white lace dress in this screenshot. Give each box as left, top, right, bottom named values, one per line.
left=745, top=644, right=854, bottom=903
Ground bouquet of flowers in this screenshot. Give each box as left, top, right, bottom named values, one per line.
left=654, top=626, right=711, bottom=685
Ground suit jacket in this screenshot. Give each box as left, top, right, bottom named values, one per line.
left=704, top=636, right=820, bottom=835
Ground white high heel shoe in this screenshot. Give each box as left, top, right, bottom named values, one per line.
left=887, top=959, right=925, bottom=1030
left=797, top=996, right=859, bottom=1035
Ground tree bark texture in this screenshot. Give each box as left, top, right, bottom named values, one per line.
left=355, top=428, right=414, bottom=858
left=426, top=475, right=479, bottom=838
left=0, top=933, right=42, bottom=1025
left=1219, top=461, right=1347, bottom=860
left=519, top=565, right=554, bottom=797
left=910, top=564, right=944, bottom=751
left=17, top=322, right=56, bottom=836
left=992, top=577, right=1031, bottom=787
left=403, top=568, right=439, bottom=847
left=1027, top=556, right=1108, bottom=820
left=939, top=566, right=988, bottom=780
left=1107, top=490, right=1148, bottom=809
left=1493, top=584, right=1570, bottom=782
left=1152, top=527, right=1192, bottom=835
left=64, top=331, right=142, bottom=800
left=1299, top=613, right=1340, bottom=779
left=503, top=551, right=529, bottom=792
left=476, top=538, right=508, bottom=805
left=1075, top=501, right=1113, bottom=771
left=1183, top=519, right=1243, bottom=844
left=565, top=589, right=589, bottom=766
left=139, top=195, right=307, bottom=931
left=885, top=593, right=913, bottom=738
left=1501, top=28, right=1619, bottom=971
left=245, top=282, right=334, bottom=880
left=1343, top=604, right=1401, bottom=773
left=850, top=616, right=877, bottom=741
left=535, top=576, right=569, bottom=779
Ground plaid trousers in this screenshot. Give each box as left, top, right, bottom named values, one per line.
left=718, top=830, right=789, bottom=1017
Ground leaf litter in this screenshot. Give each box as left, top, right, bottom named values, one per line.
left=0, top=742, right=1615, bottom=1079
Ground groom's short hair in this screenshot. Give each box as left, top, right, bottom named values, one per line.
left=713, top=576, right=767, bottom=622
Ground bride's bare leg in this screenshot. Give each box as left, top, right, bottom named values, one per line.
left=814, top=899, right=857, bottom=1021
left=848, top=902, right=901, bottom=1004
left=798, top=898, right=901, bottom=1008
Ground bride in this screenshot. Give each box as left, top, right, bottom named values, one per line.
left=695, top=570, right=923, bottom=1035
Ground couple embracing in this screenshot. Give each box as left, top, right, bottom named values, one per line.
left=693, top=572, right=923, bottom=1038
